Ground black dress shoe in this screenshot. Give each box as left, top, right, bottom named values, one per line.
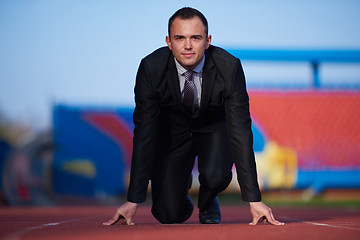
left=199, top=197, right=221, bottom=224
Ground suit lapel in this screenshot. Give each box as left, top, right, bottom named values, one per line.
left=198, top=51, right=216, bottom=114
left=165, top=56, right=183, bottom=108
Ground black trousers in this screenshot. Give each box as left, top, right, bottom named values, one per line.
left=151, top=132, right=234, bottom=224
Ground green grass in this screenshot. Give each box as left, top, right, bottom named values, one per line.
left=215, top=193, right=360, bottom=209
left=264, top=197, right=360, bottom=208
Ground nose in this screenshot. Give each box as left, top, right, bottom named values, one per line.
left=184, top=38, right=192, bottom=49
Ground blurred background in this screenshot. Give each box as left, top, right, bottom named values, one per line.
left=0, top=0, right=359, bottom=206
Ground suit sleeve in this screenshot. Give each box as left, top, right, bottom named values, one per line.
left=224, top=59, right=262, bottom=202
left=127, top=59, right=160, bottom=203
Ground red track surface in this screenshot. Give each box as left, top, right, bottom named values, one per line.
left=1, top=205, right=360, bottom=240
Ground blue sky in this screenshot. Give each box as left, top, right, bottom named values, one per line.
left=0, top=0, right=360, bottom=130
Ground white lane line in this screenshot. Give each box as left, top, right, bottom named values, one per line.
left=281, top=216, right=360, bottom=231
left=4, top=216, right=94, bottom=240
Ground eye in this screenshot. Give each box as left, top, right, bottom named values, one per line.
left=192, top=35, right=202, bottom=40
left=174, top=35, right=184, bottom=40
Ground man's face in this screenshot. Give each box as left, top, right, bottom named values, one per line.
left=166, top=17, right=211, bottom=70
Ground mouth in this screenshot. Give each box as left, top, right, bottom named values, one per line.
left=182, top=52, right=195, bottom=58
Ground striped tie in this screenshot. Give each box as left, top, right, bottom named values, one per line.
left=183, top=71, right=195, bottom=112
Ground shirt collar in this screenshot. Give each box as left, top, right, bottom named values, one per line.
left=174, top=55, right=205, bottom=75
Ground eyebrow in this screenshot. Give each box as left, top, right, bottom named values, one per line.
left=191, top=34, right=203, bottom=39
left=173, top=34, right=203, bottom=39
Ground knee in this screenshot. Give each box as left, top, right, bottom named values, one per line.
left=199, top=170, right=232, bottom=192
left=151, top=197, right=193, bottom=224
left=153, top=212, right=186, bottom=224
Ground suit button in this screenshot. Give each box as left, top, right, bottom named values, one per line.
left=189, top=132, right=193, bottom=137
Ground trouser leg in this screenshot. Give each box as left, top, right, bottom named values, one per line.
left=151, top=134, right=196, bottom=224
left=195, top=133, right=233, bottom=210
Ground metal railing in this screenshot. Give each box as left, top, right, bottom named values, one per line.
left=227, top=49, right=360, bottom=88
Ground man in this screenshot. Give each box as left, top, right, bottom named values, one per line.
left=104, top=7, right=284, bottom=226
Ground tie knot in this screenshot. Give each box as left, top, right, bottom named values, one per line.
left=184, top=71, right=193, bottom=81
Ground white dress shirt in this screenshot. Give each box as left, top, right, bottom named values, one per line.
left=174, top=56, right=205, bottom=108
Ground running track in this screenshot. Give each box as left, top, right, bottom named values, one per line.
left=1, top=205, right=360, bottom=240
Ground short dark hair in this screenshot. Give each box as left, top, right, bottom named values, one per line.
left=168, top=7, right=208, bottom=37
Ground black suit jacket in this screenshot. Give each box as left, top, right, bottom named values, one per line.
left=127, top=45, right=261, bottom=203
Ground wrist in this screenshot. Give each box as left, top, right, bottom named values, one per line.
left=127, top=201, right=139, bottom=207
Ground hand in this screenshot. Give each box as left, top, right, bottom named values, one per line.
left=103, top=201, right=138, bottom=226
left=249, top=202, right=284, bottom=226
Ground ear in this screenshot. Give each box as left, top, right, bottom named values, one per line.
left=205, top=35, right=212, bottom=49
left=166, top=36, right=172, bottom=50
